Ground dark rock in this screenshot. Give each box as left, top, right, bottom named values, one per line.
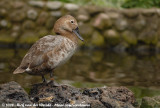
left=29, top=82, right=136, bottom=108
left=0, top=81, right=32, bottom=104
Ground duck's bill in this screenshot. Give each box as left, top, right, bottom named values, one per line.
left=73, top=27, right=84, bottom=41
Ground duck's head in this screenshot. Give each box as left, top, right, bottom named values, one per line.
left=53, top=15, right=84, bottom=41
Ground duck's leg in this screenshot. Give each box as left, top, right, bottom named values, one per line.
left=42, top=75, right=47, bottom=83
left=49, top=71, right=59, bottom=87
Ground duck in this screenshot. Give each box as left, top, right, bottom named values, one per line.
left=13, top=15, right=84, bottom=85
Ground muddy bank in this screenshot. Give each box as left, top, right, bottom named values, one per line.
left=0, top=81, right=136, bottom=108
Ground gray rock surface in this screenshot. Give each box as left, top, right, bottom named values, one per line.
left=29, top=82, right=136, bottom=108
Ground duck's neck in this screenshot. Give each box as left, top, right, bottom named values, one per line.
left=56, top=30, right=79, bottom=45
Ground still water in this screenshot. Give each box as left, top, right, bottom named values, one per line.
left=0, top=48, right=160, bottom=98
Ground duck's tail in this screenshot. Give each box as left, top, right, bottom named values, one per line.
left=13, top=67, right=25, bottom=74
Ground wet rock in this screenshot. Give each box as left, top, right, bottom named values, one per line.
left=0, top=81, right=32, bottom=104
left=91, top=31, right=105, bottom=47
left=10, top=10, right=26, bottom=22
left=64, top=3, right=79, bottom=11
left=50, top=11, right=62, bottom=17
left=93, top=13, right=112, bottom=30
left=46, top=1, right=62, bottom=10
left=140, top=96, right=160, bottom=108
left=29, top=82, right=136, bottom=108
left=28, top=1, right=45, bottom=8
left=136, top=45, right=150, bottom=55
left=122, top=31, right=137, bottom=45
left=113, top=42, right=129, bottom=53
left=115, top=18, right=128, bottom=31
left=104, top=29, right=120, bottom=45
left=27, top=9, right=38, bottom=20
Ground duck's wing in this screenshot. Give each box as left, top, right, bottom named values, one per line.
left=13, top=35, right=63, bottom=74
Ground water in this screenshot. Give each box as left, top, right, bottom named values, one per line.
left=0, top=47, right=160, bottom=98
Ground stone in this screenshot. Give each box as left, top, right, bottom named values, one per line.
left=138, top=30, right=158, bottom=45
left=27, top=9, right=38, bottom=20
left=122, top=31, right=137, bottom=45
left=115, top=18, right=128, bottom=31
left=136, top=45, right=150, bottom=55
left=113, top=42, right=129, bottom=53
left=22, top=20, right=36, bottom=31
left=79, top=23, right=94, bottom=37
left=156, top=9, right=160, bottom=16
left=13, top=1, right=25, bottom=9
left=107, top=12, right=120, bottom=20
left=134, top=17, right=146, bottom=31
left=46, top=1, right=62, bottom=10
left=28, top=1, right=45, bottom=8
left=36, top=11, right=49, bottom=25
left=91, top=31, right=105, bottom=47
left=10, top=10, right=26, bottom=22
left=0, top=20, right=8, bottom=28
left=141, top=9, right=156, bottom=16
left=45, top=17, right=55, bottom=30
left=50, top=11, right=62, bottom=17
left=85, top=6, right=104, bottom=15
left=93, top=13, right=112, bottom=30
left=0, top=81, right=32, bottom=104
left=122, top=9, right=139, bottom=18
left=140, top=96, right=160, bottom=108
left=77, top=14, right=89, bottom=22
left=0, top=8, right=7, bottom=17
left=104, top=29, right=120, bottom=45
left=29, top=82, right=136, bottom=108
left=64, top=3, right=79, bottom=11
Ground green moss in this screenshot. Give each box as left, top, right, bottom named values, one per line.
left=122, top=31, right=137, bottom=45
left=19, top=32, right=39, bottom=44
left=0, top=35, right=15, bottom=43
left=91, top=31, right=105, bottom=47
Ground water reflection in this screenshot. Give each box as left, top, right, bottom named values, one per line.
left=1, top=48, right=160, bottom=90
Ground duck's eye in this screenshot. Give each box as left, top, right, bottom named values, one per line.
left=71, top=20, right=74, bottom=24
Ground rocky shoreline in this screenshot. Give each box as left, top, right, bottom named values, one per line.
left=0, top=81, right=136, bottom=108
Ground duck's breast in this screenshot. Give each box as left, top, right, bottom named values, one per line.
left=47, top=36, right=78, bottom=68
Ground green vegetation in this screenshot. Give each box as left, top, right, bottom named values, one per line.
left=53, top=0, right=160, bottom=8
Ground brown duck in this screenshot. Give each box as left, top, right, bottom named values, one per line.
left=13, top=15, right=84, bottom=85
